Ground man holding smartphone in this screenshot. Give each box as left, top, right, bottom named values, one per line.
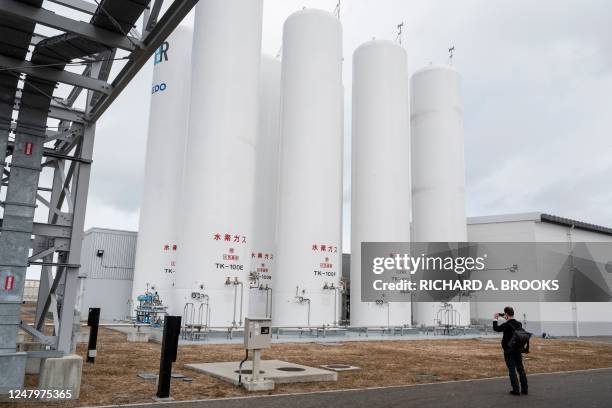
left=493, top=306, right=528, bottom=396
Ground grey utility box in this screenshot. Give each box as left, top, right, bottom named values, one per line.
left=244, top=318, right=272, bottom=350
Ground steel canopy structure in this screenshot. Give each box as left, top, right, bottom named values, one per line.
left=0, top=0, right=197, bottom=392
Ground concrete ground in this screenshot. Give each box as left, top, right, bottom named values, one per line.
left=99, top=367, right=612, bottom=408
left=560, top=336, right=612, bottom=345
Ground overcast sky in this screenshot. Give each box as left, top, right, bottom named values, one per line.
left=84, top=0, right=612, bottom=251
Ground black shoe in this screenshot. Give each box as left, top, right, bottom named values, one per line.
left=509, top=391, right=521, bottom=396
left=521, top=390, right=528, bottom=395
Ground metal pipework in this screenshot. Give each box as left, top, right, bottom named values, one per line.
left=225, top=277, right=237, bottom=327
left=322, top=281, right=345, bottom=326
left=182, top=302, right=195, bottom=340
left=295, top=287, right=311, bottom=327
left=375, top=298, right=390, bottom=328
left=333, top=281, right=346, bottom=326
left=265, top=286, right=273, bottom=319
left=322, top=282, right=335, bottom=325
left=237, top=279, right=244, bottom=326
left=259, top=284, right=273, bottom=318
left=226, top=277, right=243, bottom=327
left=197, top=294, right=211, bottom=329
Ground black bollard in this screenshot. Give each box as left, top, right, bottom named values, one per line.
left=86, top=307, right=100, bottom=363
left=156, top=315, right=181, bottom=399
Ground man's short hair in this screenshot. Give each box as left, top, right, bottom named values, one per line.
left=504, top=306, right=515, bottom=316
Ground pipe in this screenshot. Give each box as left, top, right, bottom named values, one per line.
left=387, top=302, right=390, bottom=328
left=198, top=295, right=210, bottom=329
left=264, top=286, right=273, bottom=319
left=333, top=288, right=338, bottom=326
left=267, top=288, right=273, bottom=319
left=295, top=286, right=310, bottom=326
left=232, top=284, right=238, bottom=327
left=303, top=297, right=311, bottom=326
left=182, top=302, right=194, bottom=340
left=238, top=349, right=249, bottom=386
left=207, top=304, right=211, bottom=329
left=238, top=280, right=244, bottom=326
left=226, top=277, right=238, bottom=327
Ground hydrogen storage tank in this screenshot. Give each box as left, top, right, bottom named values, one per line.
left=411, top=64, right=470, bottom=326
left=248, top=56, right=282, bottom=319
left=273, top=9, right=344, bottom=327
left=174, top=0, right=263, bottom=326
left=350, top=39, right=412, bottom=327
left=131, top=26, right=193, bottom=315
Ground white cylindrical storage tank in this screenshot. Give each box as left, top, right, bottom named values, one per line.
left=411, top=65, right=470, bottom=326
left=174, top=0, right=263, bottom=326
left=248, top=56, right=282, bottom=318
left=131, top=26, right=193, bottom=314
left=273, top=9, right=343, bottom=327
left=350, top=40, right=411, bottom=327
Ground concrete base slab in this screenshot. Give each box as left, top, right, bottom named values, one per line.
left=185, top=360, right=337, bottom=386
left=38, top=354, right=82, bottom=399
left=127, top=331, right=150, bottom=342
left=242, top=379, right=275, bottom=391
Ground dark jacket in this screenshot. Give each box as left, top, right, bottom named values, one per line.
left=493, top=319, right=522, bottom=350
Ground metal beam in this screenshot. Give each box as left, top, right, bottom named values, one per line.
left=14, top=91, right=87, bottom=123
left=32, top=222, right=71, bottom=238
left=8, top=122, right=58, bottom=138
left=89, top=0, right=199, bottom=121
left=19, top=323, right=57, bottom=347
left=63, top=66, right=90, bottom=106
left=46, top=0, right=98, bottom=14
left=0, top=55, right=112, bottom=94
left=143, top=0, right=164, bottom=35
left=0, top=0, right=141, bottom=52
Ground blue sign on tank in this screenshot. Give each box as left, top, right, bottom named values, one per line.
left=152, top=83, right=167, bottom=94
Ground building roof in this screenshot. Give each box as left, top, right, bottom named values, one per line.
left=84, top=227, right=137, bottom=236
left=468, top=212, right=612, bottom=237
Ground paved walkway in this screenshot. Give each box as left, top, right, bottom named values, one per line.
left=102, top=367, right=612, bottom=408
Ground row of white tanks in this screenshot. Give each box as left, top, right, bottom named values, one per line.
left=131, top=0, right=470, bottom=328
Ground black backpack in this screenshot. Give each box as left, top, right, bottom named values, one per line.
left=508, top=325, right=532, bottom=353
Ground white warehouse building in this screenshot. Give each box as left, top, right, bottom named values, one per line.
left=467, top=212, right=612, bottom=337
left=78, top=228, right=137, bottom=322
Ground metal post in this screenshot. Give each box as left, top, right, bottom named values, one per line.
left=0, top=47, right=49, bottom=390
left=252, top=349, right=261, bottom=382
left=156, top=316, right=181, bottom=400
left=86, top=307, right=100, bottom=363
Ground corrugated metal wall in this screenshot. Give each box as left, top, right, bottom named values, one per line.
left=81, top=228, right=137, bottom=280
left=79, top=228, right=137, bottom=321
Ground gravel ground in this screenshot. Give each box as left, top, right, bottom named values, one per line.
left=19, top=327, right=612, bottom=407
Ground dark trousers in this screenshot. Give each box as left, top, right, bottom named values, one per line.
left=504, top=350, right=528, bottom=392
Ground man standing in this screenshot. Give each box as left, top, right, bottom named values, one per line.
left=493, top=306, right=528, bottom=396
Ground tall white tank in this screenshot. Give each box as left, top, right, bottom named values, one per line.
left=411, top=65, right=470, bottom=326
left=350, top=40, right=411, bottom=327
left=131, top=26, right=193, bottom=314
left=248, top=56, right=282, bottom=318
left=174, top=0, right=263, bottom=326
left=273, top=9, right=344, bottom=327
